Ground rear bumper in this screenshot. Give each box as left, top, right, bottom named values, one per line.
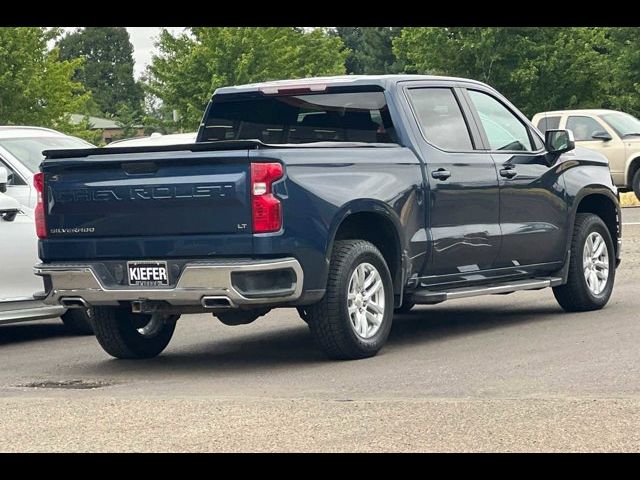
left=34, top=258, right=304, bottom=308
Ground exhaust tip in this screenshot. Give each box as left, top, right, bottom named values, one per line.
left=60, top=297, right=89, bottom=309
left=201, top=296, right=235, bottom=309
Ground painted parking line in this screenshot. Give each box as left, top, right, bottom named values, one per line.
left=623, top=222, right=640, bottom=225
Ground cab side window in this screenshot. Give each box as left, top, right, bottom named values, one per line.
left=468, top=90, right=534, bottom=152
left=535, top=115, right=561, bottom=135
left=566, top=116, right=604, bottom=141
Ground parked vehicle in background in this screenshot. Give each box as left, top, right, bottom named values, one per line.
left=532, top=109, right=640, bottom=199
left=35, top=76, right=621, bottom=360
left=106, top=132, right=197, bottom=148
left=0, top=126, right=94, bottom=333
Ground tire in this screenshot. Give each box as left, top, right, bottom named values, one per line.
left=91, top=306, right=178, bottom=359
left=633, top=168, right=640, bottom=201
left=60, top=308, right=94, bottom=335
left=553, top=213, right=616, bottom=312
left=394, top=300, right=415, bottom=314
left=306, top=240, right=394, bottom=360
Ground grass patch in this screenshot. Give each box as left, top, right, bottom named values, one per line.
left=620, top=191, right=640, bottom=208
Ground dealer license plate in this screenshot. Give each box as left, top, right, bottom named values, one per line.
left=127, top=261, right=169, bottom=286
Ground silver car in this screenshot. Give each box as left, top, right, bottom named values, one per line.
left=0, top=126, right=94, bottom=333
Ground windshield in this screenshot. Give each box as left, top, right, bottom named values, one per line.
left=600, top=112, right=640, bottom=138
left=0, top=136, right=92, bottom=173
left=200, top=90, right=398, bottom=144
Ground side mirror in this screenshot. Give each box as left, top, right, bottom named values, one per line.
left=0, top=166, right=7, bottom=193
left=545, top=129, right=575, bottom=155
left=592, top=130, right=612, bottom=142
left=0, top=192, right=20, bottom=222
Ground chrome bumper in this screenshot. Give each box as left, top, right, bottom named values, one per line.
left=35, top=258, right=304, bottom=308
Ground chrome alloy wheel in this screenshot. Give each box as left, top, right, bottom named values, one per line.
left=583, top=231, right=609, bottom=295
left=347, top=262, right=385, bottom=339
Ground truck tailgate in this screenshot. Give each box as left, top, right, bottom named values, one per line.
left=42, top=150, right=251, bottom=238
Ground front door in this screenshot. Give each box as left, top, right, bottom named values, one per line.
left=402, top=85, right=501, bottom=283
left=464, top=88, right=567, bottom=269
left=563, top=115, right=627, bottom=186
left=0, top=157, right=32, bottom=208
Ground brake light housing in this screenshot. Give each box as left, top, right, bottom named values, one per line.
left=250, top=162, right=283, bottom=233
left=33, top=172, right=47, bottom=239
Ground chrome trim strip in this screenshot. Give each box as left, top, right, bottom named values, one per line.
left=35, top=258, right=304, bottom=307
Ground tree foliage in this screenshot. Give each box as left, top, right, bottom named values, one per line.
left=58, top=27, right=144, bottom=118
left=0, top=27, right=92, bottom=134
left=333, top=27, right=403, bottom=74
left=394, top=27, right=614, bottom=118
left=146, top=27, right=348, bottom=129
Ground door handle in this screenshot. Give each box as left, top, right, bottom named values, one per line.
left=499, top=166, right=517, bottom=179
left=431, top=168, right=451, bottom=180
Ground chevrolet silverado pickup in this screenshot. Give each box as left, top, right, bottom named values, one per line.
left=34, top=75, right=621, bottom=360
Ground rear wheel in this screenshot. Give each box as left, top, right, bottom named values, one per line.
left=553, top=213, right=615, bottom=312
left=60, top=308, right=94, bottom=335
left=306, top=240, right=394, bottom=360
left=91, top=306, right=178, bottom=359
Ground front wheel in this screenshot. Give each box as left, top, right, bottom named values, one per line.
left=91, top=306, right=178, bottom=359
left=306, top=240, right=394, bottom=360
left=553, top=213, right=616, bottom=312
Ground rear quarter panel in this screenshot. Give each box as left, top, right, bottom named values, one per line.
left=248, top=147, right=425, bottom=292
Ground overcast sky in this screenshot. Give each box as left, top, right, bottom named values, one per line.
left=57, top=27, right=185, bottom=79
left=126, top=27, right=185, bottom=79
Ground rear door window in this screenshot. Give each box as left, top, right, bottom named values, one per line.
left=406, top=87, right=474, bottom=151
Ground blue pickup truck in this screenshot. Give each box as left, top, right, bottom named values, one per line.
left=34, top=75, right=621, bottom=360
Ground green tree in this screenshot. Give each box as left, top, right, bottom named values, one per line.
left=58, top=27, right=144, bottom=118
left=602, top=27, right=640, bottom=117
left=0, top=27, right=93, bottom=135
left=146, top=27, right=348, bottom=129
left=334, top=27, right=403, bottom=74
left=394, top=27, right=612, bottom=117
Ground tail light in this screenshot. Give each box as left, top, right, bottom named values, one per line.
left=33, top=172, right=47, bottom=239
left=251, top=162, right=283, bottom=233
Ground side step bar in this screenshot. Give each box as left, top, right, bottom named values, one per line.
left=411, top=277, right=564, bottom=305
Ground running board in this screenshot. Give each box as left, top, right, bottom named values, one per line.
left=410, top=277, right=564, bottom=305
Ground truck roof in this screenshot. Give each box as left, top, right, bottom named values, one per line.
left=214, top=74, right=489, bottom=95
left=532, top=109, right=621, bottom=118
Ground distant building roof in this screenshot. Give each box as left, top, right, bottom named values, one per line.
left=70, top=114, right=142, bottom=130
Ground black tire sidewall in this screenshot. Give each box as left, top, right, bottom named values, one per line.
left=575, top=216, right=616, bottom=305
left=337, top=246, right=394, bottom=354
left=633, top=169, right=640, bottom=200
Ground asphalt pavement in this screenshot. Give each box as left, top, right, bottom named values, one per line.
left=1, top=209, right=639, bottom=452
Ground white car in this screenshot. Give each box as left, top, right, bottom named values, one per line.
left=105, top=132, right=197, bottom=147
left=0, top=126, right=94, bottom=333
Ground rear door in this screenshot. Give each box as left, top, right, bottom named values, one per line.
left=402, top=83, right=501, bottom=282
left=463, top=87, right=567, bottom=269
left=0, top=204, right=41, bottom=301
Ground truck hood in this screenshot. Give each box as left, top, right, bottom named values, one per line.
left=563, top=145, right=610, bottom=165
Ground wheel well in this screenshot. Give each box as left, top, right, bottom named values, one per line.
left=576, top=194, right=619, bottom=255
left=333, top=212, right=402, bottom=294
